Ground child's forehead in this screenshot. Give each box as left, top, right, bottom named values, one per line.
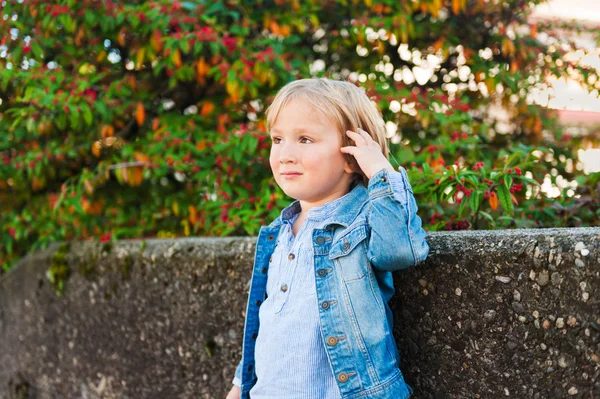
left=273, top=102, right=337, bottom=131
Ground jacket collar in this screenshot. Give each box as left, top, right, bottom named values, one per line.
left=267, top=182, right=368, bottom=230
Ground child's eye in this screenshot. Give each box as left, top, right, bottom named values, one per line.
left=271, top=137, right=281, bottom=144
left=300, top=137, right=312, bottom=144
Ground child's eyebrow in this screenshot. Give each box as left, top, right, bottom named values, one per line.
left=270, top=127, right=317, bottom=135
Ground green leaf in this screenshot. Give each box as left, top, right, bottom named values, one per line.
left=515, top=176, right=541, bottom=187
left=505, top=150, right=523, bottom=168
left=31, top=41, right=44, bottom=59
left=470, top=190, right=480, bottom=213
left=497, top=184, right=513, bottom=215
left=458, top=195, right=466, bottom=218
left=81, top=104, right=93, bottom=126
left=479, top=211, right=495, bottom=224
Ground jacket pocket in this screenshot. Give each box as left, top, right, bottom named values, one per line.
left=329, top=224, right=370, bottom=282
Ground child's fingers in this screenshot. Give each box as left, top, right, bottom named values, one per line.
left=345, top=130, right=366, bottom=145
left=357, top=128, right=372, bottom=141
left=340, top=146, right=358, bottom=155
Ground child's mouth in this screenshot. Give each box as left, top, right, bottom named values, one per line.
left=281, top=172, right=302, bottom=179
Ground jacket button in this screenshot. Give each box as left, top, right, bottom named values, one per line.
left=381, top=176, right=387, bottom=183
left=337, top=372, right=349, bottom=383
left=281, top=284, right=288, bottom=292
left=321, top=301, right=330, bottom=310
left=317, top=269, right=328, bottom=277
left=256, top=300, right=262, bottom=306
left=269, top=256, right=272, bottom=262
left=267, top=235, right=274, bottom=240
left=288, top=253, right=295, bottom=260
left=252, top=332, right=258, bottom=340
left=342, top=242, right=351, bottom=252
left=315, top=236, right=325, bottom=244
left=262, top=267, right=267, bottom=274
left=327, top=336, right=338, bottom=346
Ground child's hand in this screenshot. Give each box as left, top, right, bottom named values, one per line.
left=225, top=385, right=240, bottom=399
left=340, top=128, right=395, bottom=179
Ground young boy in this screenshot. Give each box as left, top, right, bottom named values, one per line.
left=226, top=78, right=429, bottom=399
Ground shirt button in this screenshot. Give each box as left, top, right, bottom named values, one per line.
left=315, top=236, right=325, bottom=245
left=321, top=301, right=330, bottom=310
left=317, top=269, right=328, bottom=277
left=327, top=336, right=338, bottom=346
left=337, top=372, right=349, bottom=383
left=288, top=253, right=295, bottom=260
left=281, top=284, right=288, bottom=292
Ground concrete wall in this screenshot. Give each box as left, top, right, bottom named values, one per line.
left=0, top=228, right=598, bottom=398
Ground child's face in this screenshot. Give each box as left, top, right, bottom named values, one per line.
left=269, top=98, right=354, bottom=211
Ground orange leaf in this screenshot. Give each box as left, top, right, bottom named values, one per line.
left=196, top=57, right=209, bottom=85
left=452, top=0, right=461, bottom=14
left=135, top=102, right=145, bottom=126
left=489, top=192, right=499, bottom=211
left=134, top=152, right=149, bottom=163
left=269, top=20, right=280, bottom=35
left=75, top=26, right=85, bottom=47
left=530, top=24, right=537, bottom=39
left=279, top=25, right=291, bottom=37
left=128, top=167, right=144, bottom=187
left=200, top=101, right=214, bottom=116
left=96, top=51, right=107, bottom=63
left=152, top=117, right=160, bottom=131
left=117, top=27, right=127, bottom=47
left=196, top=140, right=207, bottom=151
left=172, top=48, right=182, bottom=68
left=81, top=197, right=90, bottom=213
left=101, top=125, right=114, bottom=138
left=91, top=141, right=102, bottom=157
left=150, top=29, right=163, bottom=53
left=511, top=193, right=519, bottom=205
left=188, top=205, right=198, bottom=225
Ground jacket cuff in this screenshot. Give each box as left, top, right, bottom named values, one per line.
left=367, top=166, right=412, bottom=204
left=232, top=376, right=242, bottom=388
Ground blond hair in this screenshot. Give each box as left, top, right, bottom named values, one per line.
left=265, top=78, right=389, bottom=189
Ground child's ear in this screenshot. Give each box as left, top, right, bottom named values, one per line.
left=343, top=161, right=354, bottom=174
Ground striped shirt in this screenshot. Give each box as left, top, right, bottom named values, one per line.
left=234, top=171, right=409, bottom=398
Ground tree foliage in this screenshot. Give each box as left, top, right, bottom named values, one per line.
left=1, top=0, right=599, bottom=275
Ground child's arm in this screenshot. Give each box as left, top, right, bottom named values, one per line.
left=225, top=385, right=240, bottom=399
left=365, top=166, right=429, bottom=271
left=340, top=128, right=429, bottom=271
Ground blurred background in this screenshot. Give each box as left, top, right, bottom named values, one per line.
left=1, top=0, right=599, bottom=288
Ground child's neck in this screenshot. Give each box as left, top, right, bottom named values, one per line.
left=292, top=211, right=306, bottom=237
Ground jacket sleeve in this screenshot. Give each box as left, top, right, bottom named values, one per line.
left=232, top=359, right=242, bottom=387
left=366, top=166, right=429, bottom=271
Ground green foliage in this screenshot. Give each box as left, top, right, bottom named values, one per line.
left=1, top=0, right=599, bottom=275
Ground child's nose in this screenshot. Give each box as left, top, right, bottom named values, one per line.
left=279, top=143, right=297, bottom=163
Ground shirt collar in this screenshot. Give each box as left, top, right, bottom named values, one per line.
left=279, top=192, right=350, bottom=223
left=269, top=182, right=368, bottom=230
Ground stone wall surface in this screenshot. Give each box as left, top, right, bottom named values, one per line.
left=0, top=228, right=598, bottom=399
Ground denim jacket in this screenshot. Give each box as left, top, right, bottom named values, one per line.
left=234, top=167, right=430, bottom=399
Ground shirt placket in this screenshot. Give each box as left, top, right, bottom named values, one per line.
left=272, top=218, right=304, bottom=313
